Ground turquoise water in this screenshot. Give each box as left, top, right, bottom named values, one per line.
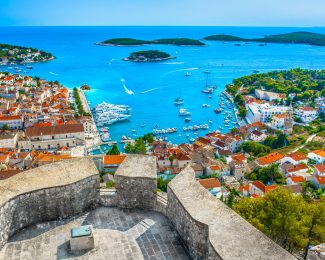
left=1, top=26, right=325, bottom=144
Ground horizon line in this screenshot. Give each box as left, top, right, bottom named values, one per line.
left=1, top=25, right=325, bottom=28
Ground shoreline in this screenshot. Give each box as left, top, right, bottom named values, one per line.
left=122, top=56, right=176, bottom=62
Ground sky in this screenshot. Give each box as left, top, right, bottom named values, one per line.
left=1, top=0, right=325, bottom=27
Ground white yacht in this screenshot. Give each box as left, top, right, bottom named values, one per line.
left=179, top=108, right=191, bottom=116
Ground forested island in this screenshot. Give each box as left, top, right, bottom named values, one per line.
left=226, top=68, right=325, bottom=101
left=0, top=43, right=54, bottom=64
left=204, top=32, right=325, bottom=46
left=123, top=50, right=175, bottom=62
left=97, top=37, right=205, bottom=46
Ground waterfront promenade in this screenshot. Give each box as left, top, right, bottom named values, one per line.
left=78, top=89, right=101, bottom=148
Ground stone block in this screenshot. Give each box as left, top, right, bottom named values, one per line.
left=70, top=225, right=94, bottom=252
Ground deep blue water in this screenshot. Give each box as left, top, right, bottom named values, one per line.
left=1, top=26, right=325, bottom=144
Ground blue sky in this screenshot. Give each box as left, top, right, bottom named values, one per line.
left=1, top=0, right=325, bottom=26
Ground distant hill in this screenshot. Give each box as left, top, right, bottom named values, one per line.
left=97, top=37, right=205, bottom=46
left=204, top=32, right=325, bottom=46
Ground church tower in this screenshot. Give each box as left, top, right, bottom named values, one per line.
left=284, top=104, right=293, bottom=135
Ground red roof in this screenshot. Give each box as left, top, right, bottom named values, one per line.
left=314, top=176, right=325, bottom=185
left=287, top=163, right=308, bottom=173
left=0, top=115, right=21, bottom=121
left=103, top=155, right=126, bottom=165
left=231, top=153, right=246, bottom=162
left=314, top=164, right=325, bottom=174
left=288, top=152, right=307, bottom=161
left=198, top=178, right=221, bottom=189
left=257, top=152, right=284, bottom=165
left=253, top=180, right=278, bottom=194
left=288, top=176, right=304, bottom=183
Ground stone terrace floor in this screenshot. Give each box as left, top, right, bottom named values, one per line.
left=0, top=207, right=190, bottom=260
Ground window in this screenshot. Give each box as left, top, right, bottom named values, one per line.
left=52, top=136, right=54, bottom=139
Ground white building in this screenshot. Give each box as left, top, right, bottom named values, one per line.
left=0, top=115, right=23, bottom=130
left=308, top=150, right=325, bottom=164
left=255, top=89, right=286, bottom=101
left=246, top=103, right=290, bottom=124
left=20, top=124, right=85, bottom=150
left=296, top=106, right=318, bottom=123
left=0, top=132, right=18, bottom=148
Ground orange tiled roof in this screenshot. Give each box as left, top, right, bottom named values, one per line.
left=315, top=176, right=325, bottom=185
left=313, top=150, right=325, bottom=157
left=0, top=115, right=21, bottom=121
left=198, top=178, right=221, bottom=189
left=257, top=152, right=284, bottom=165
left=287, top=163, right=308, bottom=173
left=288, top=152, right=307, bottom=161
left=210, top=165, right=221, bottom=171
left=288, top=176, right=304, bottom=183
left=231, top=153, right=246, bottom=162
left=314, top=164, right=325, bottom=173
left=103, top=155, right=126, bottom=165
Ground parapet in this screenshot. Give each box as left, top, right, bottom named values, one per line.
left=167, top=165, right=296, bottom=260
left=0, top=158, right=99, bottom=249
left=114, top=154, right=157, bottom=209
left=115, top=154, right=157, bottom=179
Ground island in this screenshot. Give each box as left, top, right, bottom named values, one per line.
left=204, top=31, right=325, bottom=46
left=96, top=37, right=205, bottom=46
left=0, top=43, right=54, bottom=64
left=123, top=50, right=175, bottom=62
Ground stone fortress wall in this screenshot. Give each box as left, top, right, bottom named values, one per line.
left=0, top=158, right=99, bottom=249
left=0, top=155, right=295, bottom=260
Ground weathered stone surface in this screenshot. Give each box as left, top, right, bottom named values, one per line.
left=0, top=207, right=189, bottom=260
left=115, top=155, right=157, bottom=210
left=0, top=158, right=100, bottom=250
left=167, top=165, right=296, bottom=260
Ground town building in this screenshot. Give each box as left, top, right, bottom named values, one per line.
left=308, top=150, right=325, bottom=164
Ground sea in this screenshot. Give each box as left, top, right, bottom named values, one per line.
left=1, top=26, right=325, bottom=145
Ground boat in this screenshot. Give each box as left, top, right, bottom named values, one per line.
left=214, top=108, right=223, bottom=113
left=202, top=87, right=214, bottom=94
left=185, top=117, right=192, bottom=122
left=234, top=43, right=241, bottom=46
left=140, top=123, right=145, bottom=127
left=101, top=132, right=111, bottom=142
left=202, top=104, right=210, bottom=108
left=92, top=102, right=132, bottom=126
left=208, top=96, right=212, bottom=99
left=179, top=108, right=191, bottom=116
left=209, top=120, right=213, bottom=124
left=189, top=138, right=196, bottom=142
left=253, top=70, right=260, bottom=73
left=185, top=72, right=191, bottom=77
left=26, top=66, right=33, bottom=69
left=132, top=128, right=136, bottom=133
left=174, top=97, right=184, bottom=106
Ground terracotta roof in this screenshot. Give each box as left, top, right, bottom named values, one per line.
left=287, top=152, right=307, bottom=161
left=257, top=152, right=284, bottom=165
left=25, top=124, right=84, bottom=137
left=274, top=114, right=287, bottom=119
left=252, top=180, right=277, bottom=193
left=239, top=184, right=250, bottom=193
left=0, top=154, right=8, bottom=163
left=210, top=164, right=221, bottom=171
left=287, top=163, right=308, bottom=173
left=198, top=178, right=221, bottom=189
left=251, top=194, right=260, bottom=198
left=314, top=164, right=325, bottom=174
left=0, top=169, right=22, bottom=180
left=103, top=155, right=126, bottom=165
left=231, top=153, right=246, bottom=162
left=0, top=115, right=22, bottom=121
left=288, top=176, right=305, bottom=183
left=314, top=176, right=325, bottom=185
left=300, top=106, right=316, bottom=111
left=312, top=150, right=325, bottom=157
left=251, top=130, right=263, bottom=136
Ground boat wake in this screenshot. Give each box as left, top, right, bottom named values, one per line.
left=121, top=78, right=135, bottom=95
left=140, top=87, right=159, bottom=94
left=49, top=72, right=59, bottom=76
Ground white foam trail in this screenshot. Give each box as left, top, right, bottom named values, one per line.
left=121, top=78, right=134, bottom=95
left=176, top=67, right=199, bottom=72
left=140, top=87, right=159, bottom=94
left=49, top=72, right=59, bottom=76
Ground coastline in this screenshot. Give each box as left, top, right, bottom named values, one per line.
left=122, top=56, right=176, bottom=62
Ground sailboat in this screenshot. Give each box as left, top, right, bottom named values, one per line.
left=201, top=70, right=217, bottom=94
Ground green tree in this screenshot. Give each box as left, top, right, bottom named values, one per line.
left=106, top=144, right=120, bottom=155
left=1, top=124, right=9, bottom=130
left=238, top=107, right=247, bottom=118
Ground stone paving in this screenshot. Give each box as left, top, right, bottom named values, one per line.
left=0, top=207, right=189, bottom=260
